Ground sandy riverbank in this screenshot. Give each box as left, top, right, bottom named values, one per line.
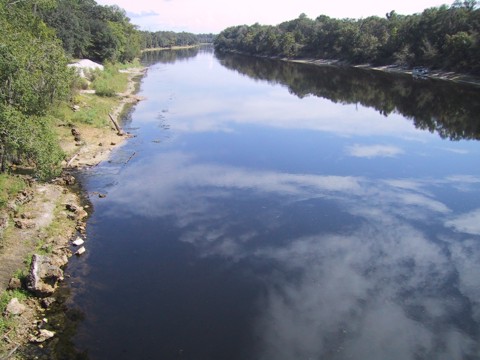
left=0, top=66, right=146, bottom=359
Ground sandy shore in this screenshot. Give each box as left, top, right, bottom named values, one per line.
left=62, top=67, right=147, bottom=169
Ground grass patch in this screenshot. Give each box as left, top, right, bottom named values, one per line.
left=0, top=175, right=26, bottom=211
left=92, top=63, right=129, bottom=97
left=0, top=288, right=30, bottom=334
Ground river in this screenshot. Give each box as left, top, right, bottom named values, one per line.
left=61, top=47, right=480, bottom=360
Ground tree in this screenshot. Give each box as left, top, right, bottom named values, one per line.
left=0, top=0, right=72, bottom=178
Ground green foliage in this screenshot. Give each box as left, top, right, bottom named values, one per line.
left=92, top=63, right=128, bottom=97
left=0, top=288, right=30, bottom=333
left=0, top=0, right=72, bottom=179
left=39, top=0, right=142, bottom=63
left=140, top=30, right=204, bottom=49
left=0, top=174, right=26, bottom=210
left=215, top=3, right=480, bottom=74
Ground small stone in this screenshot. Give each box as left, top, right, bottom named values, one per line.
left=110, top=142, right=116, bottom=146
left=65, top=203, right=78, bottom=212
left=98, top=193, right=107, bottom=198
left=5, top=298, right=26, bottom=315
left=75, top=208, right=88, bottom=220
left=72, top=237, right=85, bottom=246
left=98, top=143, right=103, bottom=146
left=75, top=246, right=86, bottom=255
left=29, top=329, right=55, bottom=343
left=41, top=297, right=56, bottom=309
left=7, top=277, right=22, bottom=290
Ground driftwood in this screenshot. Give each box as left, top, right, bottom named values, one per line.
left=108, top=113, right=124, bottom=136
left=125, top=152, right=136, bottom=164
left=66, top=152, right=79, bottom=167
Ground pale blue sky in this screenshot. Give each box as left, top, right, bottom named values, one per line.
left=96, top=0, right=450, bottom=33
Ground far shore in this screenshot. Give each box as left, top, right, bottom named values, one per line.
left=288, top=58, right=480, bottom=88
left=142, top=45, right=199, bottom=52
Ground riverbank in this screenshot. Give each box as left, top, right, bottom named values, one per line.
left=0, top=65, right=146, bottom=359
left=142, top=45, right=199, bottom=52
left=289, top=58, right=480, bottom=87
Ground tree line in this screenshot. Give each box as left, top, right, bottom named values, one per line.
left=214, top=1, right=480, bottom=74
left=141, top=31, right=216, bottom=49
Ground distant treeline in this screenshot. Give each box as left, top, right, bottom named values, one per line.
left=214, top=1, right=480, bottom=74
left=140, top=31, right=216, bottom=49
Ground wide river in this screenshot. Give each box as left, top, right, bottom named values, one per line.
left=63, top=47, right=480, bottom=360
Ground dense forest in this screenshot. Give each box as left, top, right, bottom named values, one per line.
left=39, top=0, right=142, bottom=63
left=214, top=1, right=480, bottom=74
left=0, top=0, right=73, bottom=178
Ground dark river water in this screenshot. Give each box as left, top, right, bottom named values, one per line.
left=63, top=47, right=480, bottom=360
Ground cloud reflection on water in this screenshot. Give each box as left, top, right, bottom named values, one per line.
left=105, top=152, right=480, bottom=359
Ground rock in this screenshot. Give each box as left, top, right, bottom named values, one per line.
left=5, top=298, right=26, bottom=315
left=15, top=189, right=34, bottom=205
left=75, top=246, right=86, bottom=255
left=41, top=297, right=56, bottom=309
left=65, top=203, right=78, bottom=212
left=63, top=174, right=76, bottom=185
left=52, top=174, right=76, bottom=186
left=20, top=212, right=35, bottom=219
left=26, top=254, right=64, bottom=297
left=15, top=219, right=35, bottom=229
left=76, top=223, right=86, bottom=234
left=75, top=207, right=88, bottom=220
left=7, top=277, right=22, bottom=290
left=72, top=237, right=85, bottom=246
left=98, top=193, right=107, bottom=198
left=29, top=329, right=55, bottom=343
left=72, top=105, right=80, bottom=112
left=71, top=127, right=81, bottom=140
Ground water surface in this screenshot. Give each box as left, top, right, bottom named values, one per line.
left=66, top=48, right=480, bottom=360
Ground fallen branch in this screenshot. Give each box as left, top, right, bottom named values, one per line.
left=125, top=152, right=136, bottom=164
left=66, top=152, right=79, bottom=167
left=108, top=113, right=124, bottom=136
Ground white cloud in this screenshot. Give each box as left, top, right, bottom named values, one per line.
left=347, top=144, right=404, bottom=158
left=446, top=208, right=480, bottom=235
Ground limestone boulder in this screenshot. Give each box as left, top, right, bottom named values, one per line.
left=26, top=254, right=64, bottom=297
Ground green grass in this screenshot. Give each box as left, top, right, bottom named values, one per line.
left=92, top=63, right=129, bottom=97
left=0, top=288, right=30, bottom=334
left=0, top=174, right=26, bottom=210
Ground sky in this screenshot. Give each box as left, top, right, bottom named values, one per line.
left=95, top=0, right=450, bottom=34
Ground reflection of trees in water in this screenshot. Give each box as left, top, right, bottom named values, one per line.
left=141, top=48, right=200, bottom=65
left=216, top=53, right=480, bottom=141
left=141, top=46, right=214, bottom=66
